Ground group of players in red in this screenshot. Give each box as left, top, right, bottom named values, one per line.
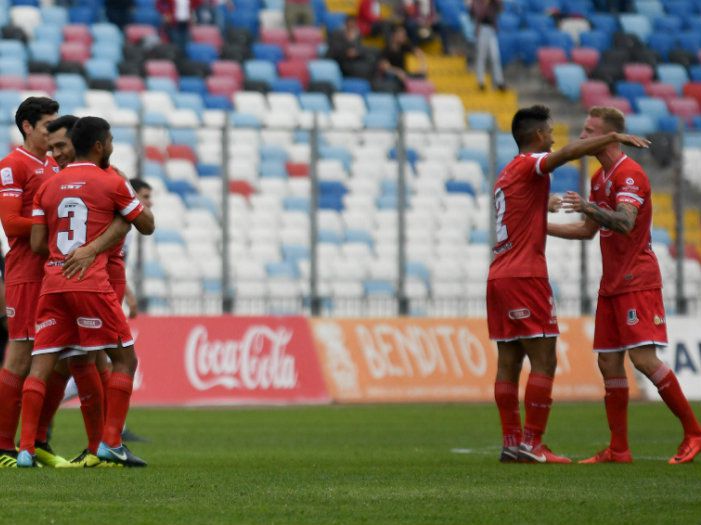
left=0, top=97, right=155, bottom=468
left=487, top=105, right=701, bottom=464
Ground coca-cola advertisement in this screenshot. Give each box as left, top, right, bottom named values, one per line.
left=127, top=317, right=330, bottom=406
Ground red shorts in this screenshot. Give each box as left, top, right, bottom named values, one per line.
left=110, top=280, right=126, bottom=304
left=5, top=282, right=41, bottom=341
left=486, top=277, right=559, bottom=341
left=593, top=289, right=667, bottom=352
left=32, top=290, right=134, bottom=356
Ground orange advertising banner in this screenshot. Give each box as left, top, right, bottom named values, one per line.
left=311, top=317, right=640, bottom=403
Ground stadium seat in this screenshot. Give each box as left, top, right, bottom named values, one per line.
left=538, top=47, right=568, bottom=84
left=253, top=43, right=284, bottom=64
left=145, top=60, right=178, bottom=81
left=125, top=24, right=157, bottom=44
left=308, top=60, right=342, bottom=91
left=619, top=14, right=652, bottom=42
left=244, top=59, right=278, bottom=86
left=186, top=42, right=218, bottom=64
left=625, top=114, right=657, bottom=134
left=657, top=64, right=689, bottom=94
left=571, top=47, right=599, bottom=74
left=623, top=63, right=654, bottom=84
left=554, top=63, right=587, bottom=100
left=667, top=97, right=700, bottom=126
left=260, top=27, right=289, bottom=47
left=191, top=25, right=224, bottom=52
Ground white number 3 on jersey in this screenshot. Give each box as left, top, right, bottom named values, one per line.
left=57, top=197, right=88, bottom=255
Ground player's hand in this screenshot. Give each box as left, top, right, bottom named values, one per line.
left=127, top=294, right=138, bottom=319
left=548, top=194, right=562, bottom=213
left=614, top=133, right=651, bottom=149
left=62, top=245, right=98, bottom=281
left=560, top=191, right=586, bottom=213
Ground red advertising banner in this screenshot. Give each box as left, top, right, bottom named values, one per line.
left=126, top=316, right=330, bottom=406
left=310, top=318, right=641, bottom=403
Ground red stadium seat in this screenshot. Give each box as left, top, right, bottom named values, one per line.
left=571, top=47, right=600, bottom=75
left=166, top=144, right=197, bottom=163
left=63, top=24, right=92, bottom=46
left=191, top=25, right=223, bottom=52
left=115, top=75, right=145, bottom=92
left=624, top=63, right=654, bottom=84
left=599, top=96, right=632, bottom=113
left=667, top=96, right=700, bottom=125
left=211, top=60, right=243, bottom=83
left=278, top=60, right=310, bottom=88
left=145, top=146, right=166, bottom=163
left=284, top=43, right=317, bottom=60
left=682, top=82, right=701, bottom=108
left=229, top=180, right=254, bottom=198
left=60, top=42, right=90, bottom=63
left=537, top=47, right=568, bottom=84
left=286, top=162, right=309, bottom=177
left=26, top=74, right=55, bottom=93
left=145, top=60, right=178, bottom=82
left=405, top=79, right=435, bottom=97
left=260, top=28, right=290, bottom=47
left=206, top=75, right=241, bottom=96
left=646, top=82, right=677, bottom=102
left=580, top=80, right=610, bottom=108
left=292, top=26, right=324, bottom=46
left=124, top=24, right=157, bottom=45
left=0, top=76, right=25, bottom=90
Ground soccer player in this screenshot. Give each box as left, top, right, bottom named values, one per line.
left=488, top=105, right=650, bottom=464
left=0, top=97, right=60, bottom=468
left=547, top=106, right=701, bottom=464
left=17, top=116, right=154, bottom=467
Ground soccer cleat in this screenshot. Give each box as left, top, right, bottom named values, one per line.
left=668, top=435, right=701, bottom=465
left=97, top=442, right=147, bottom=467
left=35, top=441, right=69, bottom=467
left=579, top=447, right=633, bottom=464
left=0, top=449, right=17, bottom=468
left=499, top=446, right=520, bottom=463
left=57, top=449, right=102, bottom=468
left=518, top=443, right=572, bottom=464
left=16, top=450, right=36, bottom=468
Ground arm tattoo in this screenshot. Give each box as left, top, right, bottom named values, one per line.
left=581, top=202, right=638, bottom=234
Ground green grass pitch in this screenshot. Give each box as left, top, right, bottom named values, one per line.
left=2, top=402, right=700, bottom=524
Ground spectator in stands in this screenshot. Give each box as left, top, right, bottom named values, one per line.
left=105, top=0, right=133, bottom=29
left=197, top=0, right=233, bottom=29
left=402, top=0, right=449, bottom=53
left=374, top=24, right=427, bottom=92
left=358, top=0, right=398, bottom=40
left=470, top=0, right=506, bottom=91
left=156, top=0, right=203, bottom=53
left=327, top=16, right=380, bottom=81
left=284, top=0, right=315, bottom=31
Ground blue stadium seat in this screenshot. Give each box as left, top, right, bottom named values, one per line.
left=143, top=161, right=166, bottom=179
left=259, top=160, right=287, bottom=178
left=282, top=244, right=310, bottom=263
left=364, top=280, right=396, bottom=296
left=364, top=111, right=397, bottom=129
left=657, top=115, right=681, bottom=132
left=68, top=6, right=96, bottom=24
left=624, top=114, right=657, bottom=135
left=497, top=12, right=520, bottom=31
left=244, top=59, right=277, bottom=86
left=29, top=41, right=59, bottom=65
left=173, top=92, right=204, bottom=113
left=204, top=94, right=233, bottom=109
left=184, top=194, right=218, bottom=215
left=653, top=15, right=683, bottom=32
left=271, top=78, right=303, bottom=94
left=84, top=58, right=118, bottom=81
left=524, top=13, right=555, bottom=33
left=445, top=180, right=476, bottom=195
left=165, top=179, right=198, bottom=199
left=230, top=112, right=261, bottom=127
left=259, top=144, right=288, bottom=161
left=635, top=0, right=664, bottom=16
left=252, top=42, right=284, bottom=63
left=266, top=261, right=299, bottom=279
left=561, top=0, right=593, bottom=15
left=132, top=7, right=161, bottom=26
left=619, top=14, right=652, bottom=42
left=114, top=91, right=141, bottom=111
left=180, top=76, right=206, bottom=95
left=589, top=13, right=618, bottom=34
left=299, top=92, right=331, bottom=113
left=227, top=9, right=259, bottom=35
left=0, top=40, right=26, bottom=61
left=545, top=30, right=574, bottom=56
left=33, top=24, right=62, bottom=45
left=665, top=0, right=693, bottom=18
left=146, top=76, right=178, bottom=95
left=319, top=180, right=348, bottom=197
left=467, top=112, right=496, bottom=131
left=112, top=126, right=136, bottom=143
left=0, top=91, right=21, bottom=112
left=187, top=42, right=218, bottom=64
left=154, top=228, right=186, bottom=245
left=144, top=261, right=167, bottom=279
left=341, top=77, right=371, bottom=95
left=0, top=58, right=27, bottom=78
left=498, top=33, right=518, bottom=64
left=635, top=96, right=669, bottom=117
left=41, top=6, right=68, bottom=26
left=323, top=11, right=346, bottom=32
left=656, top=63, right=689, bottom=94
left=554, top=63, right=586, bottom=100
left=170, top=128, right=198, bottom=145
left=91, top=23, right=123, bottom=45
left=551, top=166, right=580, bottom=193
left=197, top=163, right=220, bottom=177
left=320, top=146, right=352, bottom=171
left=56, top=73, right=86, bottom=92
left=470, top=229, right=490, bottom=244
left=142, top=111, right=168, bottom=126
left=579, top=30, right=610, bottom=52
left=366, top=93, right=398, bottom=115
left=54, top=90, right=84, bottom=112
left=677, top=31, right=701, bottom=54
left=651, top=227, right=671, bottom=245
left=345, top=229, right=373, bottom=247
left=516, top=29, right=540, bottom=64
left=283, top=196, right=310, bottom=212
left=91, top=42, right=122, bottom=62
left=398, top=94, right=430, bottom=114
left=615, top=81, right=646, bottom=106
left=458, top=148, right=488, bottom=172
left=202, top=279, right=222, bottom=294
left=318, top=227, right=343, bottom=241
left=647, top=33, right=675, bottom=60
left=308, top=59, right=342, bottom=91
left=690, top=65, right=701, bottom=82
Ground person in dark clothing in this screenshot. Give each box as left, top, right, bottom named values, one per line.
left=105, top=0, right=134, bottom=29
left=375, top=24, right=427, bottom=92
left=326, top=16, right=379, bottom=80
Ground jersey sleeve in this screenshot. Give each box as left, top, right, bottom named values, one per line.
left=111, top=177, right=144, bottom=222
left=0, top=157, right=32, bottom=236
left=30, top=182, right=47, bottom=225
left=614, top=168, right=648, bottom=209
left=529, top=153, right=551, bottom=177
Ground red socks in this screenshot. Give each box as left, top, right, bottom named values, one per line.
left=35, top=371, right=69, bottom=443
left=69, top=361, right=105, bottom=454
left=102, top=372, right=133, bottom=448
left=0, top=369, right=24, bottom=450
left=651, top=364, right=701, bottom=437
left=494, top=380, right=521, bottom=447
left=19, top=377, right=46, bottom=455
left=604, top=377, right=629, bottom=452
left=523, top=373, right=554, bottom=447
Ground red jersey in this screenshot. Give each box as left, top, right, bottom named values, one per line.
left=104, top=166, right=127, bottom=283
left=488, top=153, right=552, bottom=280
left=32, top=162, right=144, bottom=294
left=589, top=155, right=662, bottom=297
left=0, top=147, right=59, bottom=285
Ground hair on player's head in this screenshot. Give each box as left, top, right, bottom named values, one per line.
left=70, top=116, right=111, bottom=158
left=511, top=105, right=551, bottom=149
left=14, top=97, right=59, bottom=138
left=130, top=177, right=152, bottom=193
left=588, top=106, right=625, bottom=133
left=46, top=114, right=79, bottom=135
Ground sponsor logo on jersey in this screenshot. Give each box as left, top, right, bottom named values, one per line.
left=0, top=167, right=12, bottom=186
left=60, top=182, right=86, bottom=190
left=625, top=177, right=635, bottom=185
left=77, top=317, right=103, bottom=329
left=6, top=307, right=15, bottom=318
left=508, top=308, right=531, bottom=320
left=52, top=166, right=59, bottom=173
left=653, top=315, right=665, bottom=325
left=35, top=319, right=56, bottom=333
left=626, top=309, right=639, bottom=326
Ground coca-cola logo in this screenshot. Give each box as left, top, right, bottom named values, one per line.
left=185, top=325, right=298, bottom=391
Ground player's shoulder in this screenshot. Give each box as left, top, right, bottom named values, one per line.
left=617, top=156, right=649, bottom=183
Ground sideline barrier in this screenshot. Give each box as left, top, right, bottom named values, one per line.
left=640, top=317, right=701, bottom=400
left=127, top=316, right=330, bottom=406
left=310, top=318, right=641, bottom=403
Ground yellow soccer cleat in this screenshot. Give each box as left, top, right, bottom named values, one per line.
left=57, top=449, right=123, bottom=468
left=0, top=450, right=17, bottom=468
left=35, top=441, right=69, bottom=468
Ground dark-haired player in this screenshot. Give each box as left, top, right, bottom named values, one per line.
left=487, top=105, right=650, bottom=464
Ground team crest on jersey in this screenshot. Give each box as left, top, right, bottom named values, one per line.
left=5, top=307, right=14, bottom=318
left=605, top=180, right=613, bottom=197
left=52, top=166, right=59, bottom=173
left=77, top=317, right=103, bottom=329
left=508, top=308, right=531, bottom=320
left=1, top=167, right=12, bottom=186
left=625, top=177, right=635, bottom=185
left=626, top=309, right=639, bottom=325
left=653, top=315, right=665, bottom=325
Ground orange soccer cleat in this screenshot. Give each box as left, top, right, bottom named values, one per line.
left=579, top=447, right=633, bottom=464
left=518, top=443, right=572, bottom=464
left=668, top=435, right=701, bottom=465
